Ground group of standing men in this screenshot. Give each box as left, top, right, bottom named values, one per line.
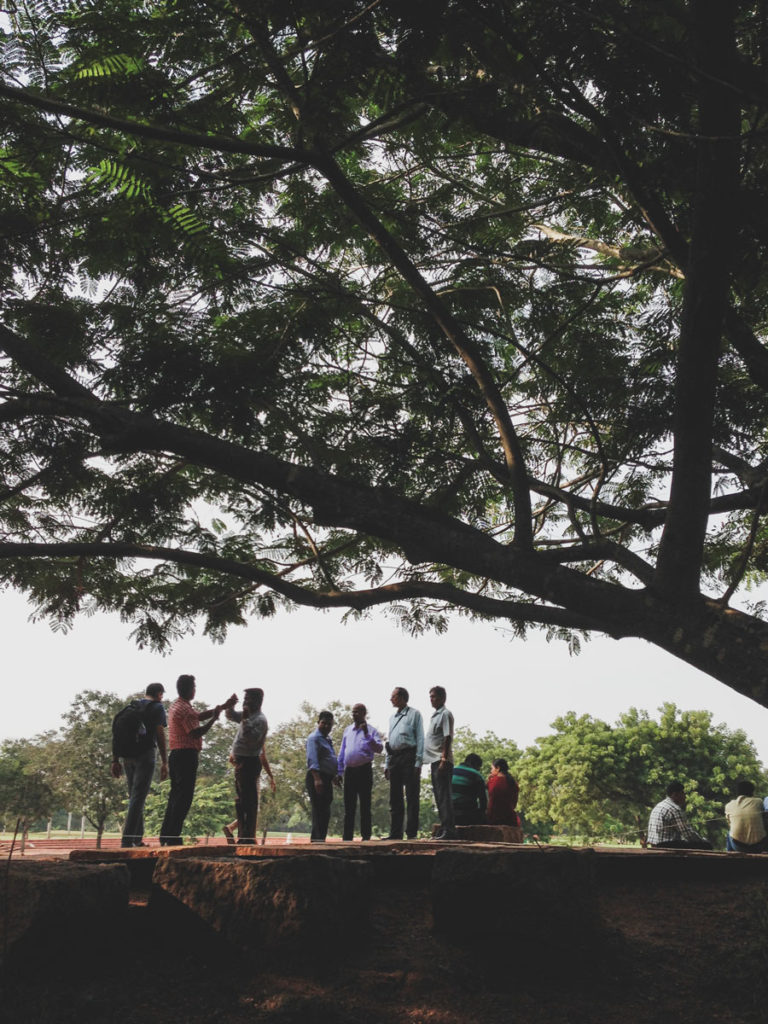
left=112, top=675, right=271, bottom=847
left=304, top=685, right=457, bottom=843
left=112, top=676, right=458, bottom=847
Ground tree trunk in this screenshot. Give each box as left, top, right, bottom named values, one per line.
left=634, top=596, right=768, bottom=708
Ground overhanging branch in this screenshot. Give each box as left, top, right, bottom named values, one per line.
left=0, top=540, right=619, bottom=634
left=0, top=82, right=311, bottom=163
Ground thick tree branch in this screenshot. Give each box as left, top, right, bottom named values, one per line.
left=723, top=309, right=768, bottom=391
left=655, top=1, right=740, bottom=597
left=532, top=224, right=684, bottom=279
left=0, top=81, right=311, bottom=163
left=0, top=323, right=97, bottom=403
left=536, top=539, right=655, bottom=587
left=0, top=539, right=614, bottom=633
left=311, top=148, right=534, bottom=547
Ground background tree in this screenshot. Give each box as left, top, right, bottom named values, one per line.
left=50, top=690, right=133, bottom=847
left=263, top=700, right=353, bottom=836
left=516, top=703, right=767, bottom=847
left=0, top=738, right=56, bottom=840
left=452, top=727, right=522, bottom=777
left=143, top=776, right=234, bottom=842
left=1, top=3, right=768, bottom=703
left=141, top=698, right=236, bottom=841
left=196, top=710, right=238, bottom=781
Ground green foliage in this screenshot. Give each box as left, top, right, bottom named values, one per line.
left=143, top=776, right=234, bottom=841
left=2, top=689, right=762, bottom=849
left=517, top=703, right=767, bottom=847
left=453, top=727, right=521, bottom=777
left=0, top=738, right=56, bottom=827
left=265, top=699, right=354, bottom=835
left=74, top=54, right=145, bottom=79
left=1, top=1, right=768, bottom=702
left=50, top=690, right=130, bottom=836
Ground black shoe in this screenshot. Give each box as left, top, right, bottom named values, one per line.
left=434, top=832, right=457, bottom=841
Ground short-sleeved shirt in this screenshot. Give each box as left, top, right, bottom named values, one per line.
left=451, top=764, right=487, bottom=816
left=424, top=705, right=454, bottom=764
left=227, top=708, right=268, bottom=759
left=140, top=698, right=167, bottom=746
left=725, top=795, right=766, bottom=845
left=168, top=698, right=203, bottom=752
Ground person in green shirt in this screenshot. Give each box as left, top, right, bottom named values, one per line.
left=451, top=753, right=487, bottom=826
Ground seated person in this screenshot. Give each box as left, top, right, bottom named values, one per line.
left=486, top=758, right=520, bottom=827
left=451, top=753, right=487, bottom=825
left=646, top=781, right=712, bottom=850
left=726, top=780, right=767, bottom=853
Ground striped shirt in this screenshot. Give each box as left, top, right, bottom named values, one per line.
left=168, top=698, right=202, bottom=751
left=451, top=764, right=487, bottom=816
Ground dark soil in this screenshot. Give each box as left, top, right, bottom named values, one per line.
left=3, top=870, right=768, bottom=1023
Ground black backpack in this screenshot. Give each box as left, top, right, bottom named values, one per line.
left=112, top=700, right=153, bottom=758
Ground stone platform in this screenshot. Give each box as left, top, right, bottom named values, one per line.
left=430, top=823, right=524, bottom=842
left=6, top=843, right=768, bottom=978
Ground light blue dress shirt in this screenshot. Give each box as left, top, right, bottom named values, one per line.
left=386, top=706, right=424, bottom=768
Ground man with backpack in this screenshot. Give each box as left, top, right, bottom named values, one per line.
left=111, top=682, right=168, bottom=848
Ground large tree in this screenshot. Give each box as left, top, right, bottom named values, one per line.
left=47, top=690, right=129, bottom=845
left=516, top=703, right=767, bottom=845
left=0, top=738, right=56, bottom=837
left=3, top=3, right=768, bottom=699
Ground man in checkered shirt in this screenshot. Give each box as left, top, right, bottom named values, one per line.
left=647, top=781, right=712, bottom=850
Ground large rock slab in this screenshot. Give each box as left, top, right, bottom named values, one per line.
left=431, top=847, right=605, bottom=975
left=430, top=824, right=524, bottom=843
left=151, top=854, right=373, bottom=951
left=0, top=860, right=129, bottom=971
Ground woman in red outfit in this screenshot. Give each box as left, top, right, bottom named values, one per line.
left=486, top=758, right=520, bottom=826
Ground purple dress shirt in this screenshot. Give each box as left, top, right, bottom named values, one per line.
left=338, top=722, right=383, bottom=773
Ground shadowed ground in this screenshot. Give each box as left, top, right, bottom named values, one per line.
left=3, top=844, right=768, bottom=1024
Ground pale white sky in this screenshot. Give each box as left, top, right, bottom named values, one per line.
left=4, top=588, right=768, bottom=763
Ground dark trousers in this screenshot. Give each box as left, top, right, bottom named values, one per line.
left=388, top=748, right=420, bottom=839
left=431, top=760, right=456, bottom=835
left=306, top=771, right=334, bottom=841
left=234, top=756, right=262, bottom=842
left=343, top=762, right=373, bottom=841
left=652, top=838, right=712, bottom=851
left=454, top=807, right=485, bottom=826
left=121, top=748, right=156, bottom=847
left=160, top=748, right=198, bottom=845
left=726, top=834, right=768, bottom=853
